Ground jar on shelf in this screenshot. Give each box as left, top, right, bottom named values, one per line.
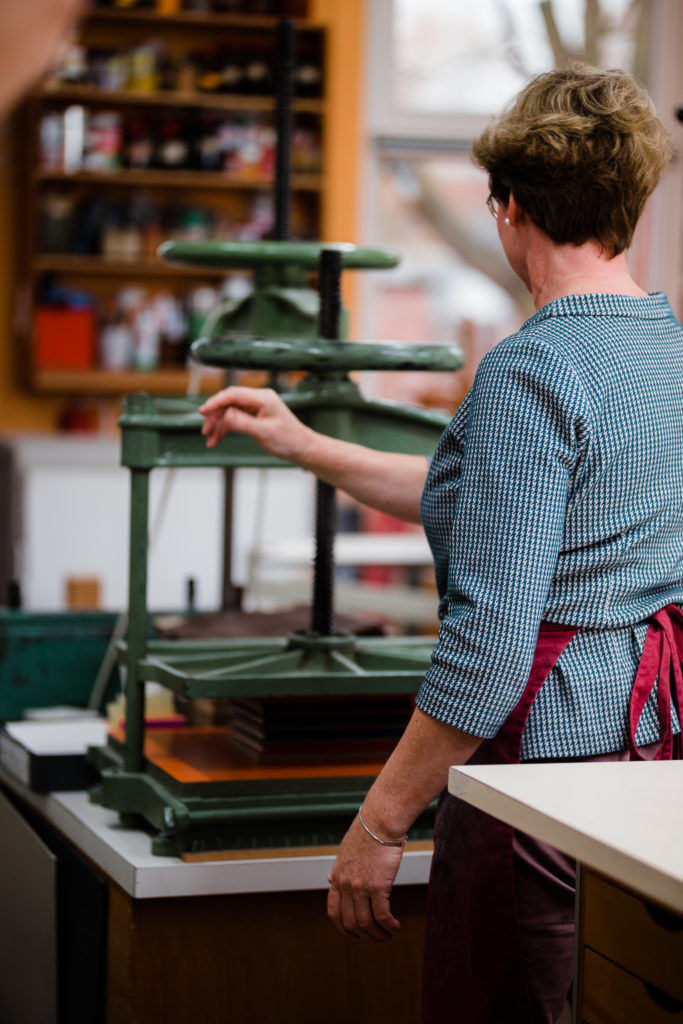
left=39, top=193, right=76, bottom=253
left=84, top=111, right=124, bottom=171
left=39, top=113, right=65, bottom=170
left=128, top=43, right=161, bottom=94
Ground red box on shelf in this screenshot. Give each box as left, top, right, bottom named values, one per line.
left=34, top=308, right=96, bottom=370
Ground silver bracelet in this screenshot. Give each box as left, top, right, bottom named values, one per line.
left=357, top=806, right=407, bottom=848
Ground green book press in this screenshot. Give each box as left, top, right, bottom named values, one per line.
left=88, top=23, right=465, bottom=855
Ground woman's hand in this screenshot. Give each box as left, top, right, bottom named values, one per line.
left=327, top=711, right=483, bottom=943
left=199, top=385, right=430, bottom=523
left=327, top=813, right=405, bottom=942
left=199, top=386, right=314, bottom=462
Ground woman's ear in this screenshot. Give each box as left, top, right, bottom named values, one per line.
left=505, top=193, right=525, bottom=227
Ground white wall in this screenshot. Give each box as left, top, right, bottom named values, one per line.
left=7, top=436, right=313, bottom=612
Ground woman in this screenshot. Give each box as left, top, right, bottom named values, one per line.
left=199, top=64, right=682, bottom=1023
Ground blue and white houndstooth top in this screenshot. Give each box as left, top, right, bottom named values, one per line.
left=417, top=291, right=683, bottom=759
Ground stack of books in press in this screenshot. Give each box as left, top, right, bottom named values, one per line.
left=227, top=694, right=414, bottom=762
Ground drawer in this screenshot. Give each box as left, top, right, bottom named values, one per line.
left=581, top=948, right=683, bottom=1024
left=582, top=871, right=683, bottom=1002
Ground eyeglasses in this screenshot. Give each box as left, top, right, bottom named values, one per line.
left=486, top=194, right=500, bottom=219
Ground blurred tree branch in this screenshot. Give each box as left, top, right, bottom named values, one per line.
left=539, top=1, right=574, bottom=65
left=413, top=166, right=535, bottom=319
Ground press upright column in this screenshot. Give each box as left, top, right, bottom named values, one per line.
left=125, top=466, right=150, bottom=773
left=311, top=248, right=342, bottom=635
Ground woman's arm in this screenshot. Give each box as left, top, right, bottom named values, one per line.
left=327, top=707, right=482, bottom=941
left=199, top=386, right=429, bottom=524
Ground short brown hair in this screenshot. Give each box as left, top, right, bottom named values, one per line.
left=472, top=63, right=673, bottom=255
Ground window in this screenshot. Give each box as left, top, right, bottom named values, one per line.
left=360, top=0, right=683, bottom=415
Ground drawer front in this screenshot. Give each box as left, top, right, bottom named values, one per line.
left=582, top=871, right=683, bottom=1002
left=581, top=948, right=683, bottom=1024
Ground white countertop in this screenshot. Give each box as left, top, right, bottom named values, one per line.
left=449, top=761, right=683, bottom=913
left=0, top=768, right=432, bottom=900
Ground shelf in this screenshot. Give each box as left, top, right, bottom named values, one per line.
left=32, top=366, right=225, bottom=396
left=33, top=254, right=233, bottom=278
left=36, top=84, right=325, bottom=115
left=35, top=168, right=323, bottom=191
left=83, top=9, right=322, bottom=34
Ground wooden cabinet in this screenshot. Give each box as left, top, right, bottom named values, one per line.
left=12, top=4, right=326, bottom=396
left=0, top=778, right=431, bottom=1024
left=577, top=870, right=683, bottom=1024
left=105, top=880, right=427, bottom=1024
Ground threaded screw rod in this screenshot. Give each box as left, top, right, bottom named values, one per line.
left=311, top=249, right=343, bottom=635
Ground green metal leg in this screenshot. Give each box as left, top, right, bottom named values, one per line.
left=125, top=468, right=150, bottom=773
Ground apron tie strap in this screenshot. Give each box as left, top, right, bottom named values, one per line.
left=628, top=604, right=683, bottom=760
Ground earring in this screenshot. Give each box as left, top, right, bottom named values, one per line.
left=504, top=217, right=511, bottom=226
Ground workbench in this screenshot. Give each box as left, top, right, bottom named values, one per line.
left=0, top=767, right=432, bottom=1024
left=449, top=760, right=683, bottom=1024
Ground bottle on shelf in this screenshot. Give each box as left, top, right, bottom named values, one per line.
left=243, top=52, right=272, bottom=96
left=39, top=113, right=65, bottom=170
left=127, top=42, right=162, bottom=93
left=172, top=53, right=198, bottom=93
left=196, top=48, right=225, bottom=94
left=220, top=49, right=246, bottom=95
left=155, top=116, right=191, bottom=169
left=125, top=116, right=155, bottom=169
left=39, top=193, right=76, bottom=253
left=194, top=118, right=224, bottom=170
left=56, top=41, right=89, bottom=86
left=90, top=47, right=130, bottom=92
left=84, top=111, right=124, bottom=171
left=294, top=57, right=323, bottom=98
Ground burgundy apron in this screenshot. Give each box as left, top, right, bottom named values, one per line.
left=422, top=605, right=683, bottom=1024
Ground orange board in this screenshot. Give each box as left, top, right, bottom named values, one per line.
left=111, top=725, right=387, bottom=784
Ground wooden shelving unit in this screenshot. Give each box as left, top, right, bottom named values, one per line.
left=15, top=3, right=325, bottom=397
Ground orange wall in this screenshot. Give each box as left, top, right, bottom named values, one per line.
left=310, top=0, right=364, bottom=329
left=0, top=0, right=365, bottom=434
left=309, top=0, right=364, bottom=245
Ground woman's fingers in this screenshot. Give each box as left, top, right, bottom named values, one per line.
left=327, top=883, right=396, bottom=942
left=198, top=385, right=275, bottom=417
left=354, top=892, right=397, bottom=942
left=370, top=892, right=401, bottom=937
left=198, top=385, right=311, bottom=461
left=199, top=386, right=273, bottom=447
left=326, top=884, right=348, bottom=936
left=201, top=405, right=265, bottom=448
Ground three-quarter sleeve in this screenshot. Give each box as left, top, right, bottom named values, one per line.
left=416, top=333, right=590, bottom=737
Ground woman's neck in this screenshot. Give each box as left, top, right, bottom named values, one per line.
left=524, top=233, right=647, bottom=310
